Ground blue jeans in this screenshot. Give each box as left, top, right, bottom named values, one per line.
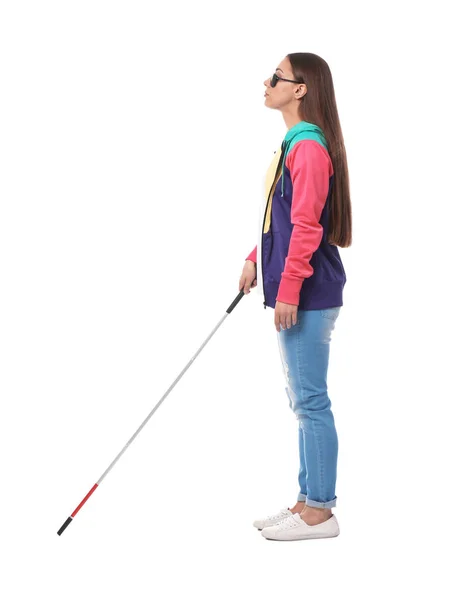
left=277, top=306, right=341, bottom=509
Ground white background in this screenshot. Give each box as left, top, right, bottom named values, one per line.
left=1, top=1, right=471, bottom=598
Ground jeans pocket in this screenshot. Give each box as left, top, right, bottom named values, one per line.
left=320, top=306, right=341, bottom=321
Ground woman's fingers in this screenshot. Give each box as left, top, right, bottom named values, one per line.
left=239, top=264, right=256, bottom=294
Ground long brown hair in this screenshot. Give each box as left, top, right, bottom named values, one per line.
left=287, top=52, right=352, bottom=247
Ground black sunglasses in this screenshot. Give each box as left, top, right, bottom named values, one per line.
left=270, top=73, right=304, bottom=87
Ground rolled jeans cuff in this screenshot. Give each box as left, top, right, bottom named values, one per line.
left=298, top=492, right=337, bottom=508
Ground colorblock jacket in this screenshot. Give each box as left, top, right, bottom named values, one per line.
left=245, top=120, right=347, bottom=310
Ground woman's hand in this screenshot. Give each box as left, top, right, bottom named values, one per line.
left=275, top=301, right=298, bottom=332
left=239, top=260, right=257, bottom=294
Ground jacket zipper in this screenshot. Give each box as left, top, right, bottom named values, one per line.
left=261, top=196, right=269, bottom=309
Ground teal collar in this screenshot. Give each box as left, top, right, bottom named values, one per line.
left=284, top=120, right=319, bottom=141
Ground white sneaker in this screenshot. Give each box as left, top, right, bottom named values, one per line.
left=261, top=512, right=340, bottom=541
left=253, top=507, right=294, bottom=530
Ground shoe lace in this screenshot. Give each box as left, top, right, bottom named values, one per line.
left=267, top=508, right=289, bottom=523
left=278, top=515, right=298, bottom=530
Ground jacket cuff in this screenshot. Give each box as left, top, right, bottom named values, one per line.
left=276, top=274, right=303, bottom=306
left=245, top=246, right=257, bottom=263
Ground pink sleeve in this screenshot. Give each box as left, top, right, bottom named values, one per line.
left=245, top=245, right=257, bottom=263
left=276, top=140, right=333, bottom=306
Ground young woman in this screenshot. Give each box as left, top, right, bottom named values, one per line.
left=238, top=53, right=352, bottom=541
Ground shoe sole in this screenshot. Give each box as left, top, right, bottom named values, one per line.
left=263, top=532, right=340, bottom=541
left=261, top=524, right=340, bottom=540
